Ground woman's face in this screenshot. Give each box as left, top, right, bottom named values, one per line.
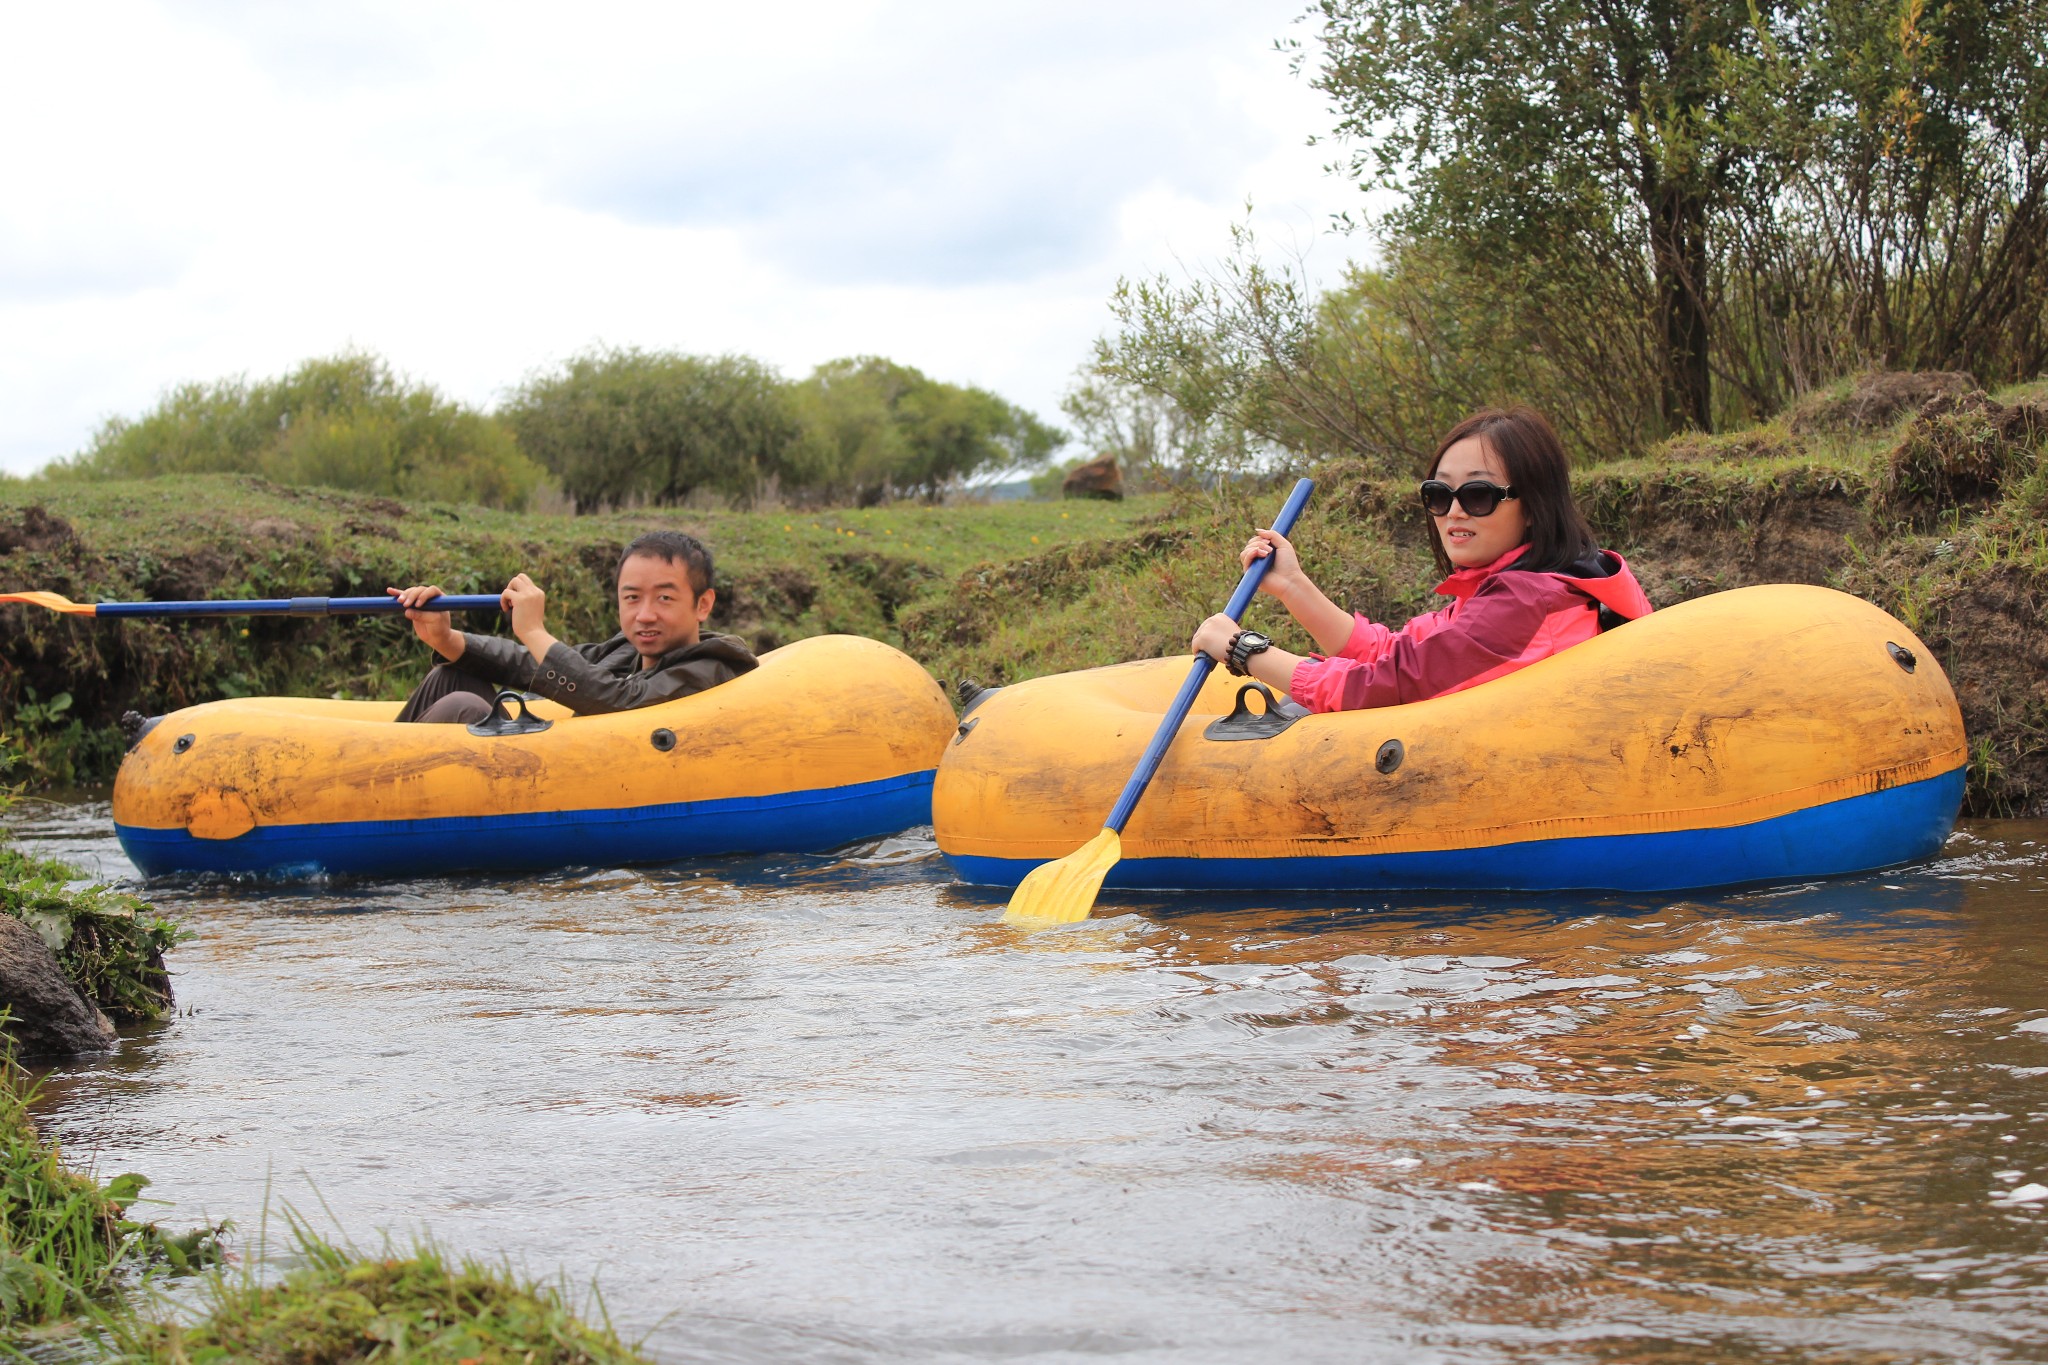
left=1431, top=435, right=1529, bottom=569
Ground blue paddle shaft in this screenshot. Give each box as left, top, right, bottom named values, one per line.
left=95, top=595, right=505, bottom=619
left=1102, top=477, right=1315, bottom=834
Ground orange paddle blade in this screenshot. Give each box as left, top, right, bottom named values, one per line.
left=1002, top=828, right=1121, bottom=926
left=0, top=591, right=95, bottom=615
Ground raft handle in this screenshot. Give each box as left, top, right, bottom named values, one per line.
left=1887, top=642, right=1917, bottom=673
left=1203, top=683, right=1308, bottom=743
left=466, top=691, right=553, bottom=738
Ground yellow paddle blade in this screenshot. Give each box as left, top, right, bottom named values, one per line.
left=0, top=591, right=94, bottom=615
left=1003, top=828, right=1122, bottom=926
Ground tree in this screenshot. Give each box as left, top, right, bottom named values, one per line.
left=60, top=352, right=546, bottom=509
left=792, top=358, right=1064, bottom=503
left=1296, top=0, right=2048, bottom=434
left=1298, top=0, right=1784, bottom=434
left=503, top=348, right=807, bottom=510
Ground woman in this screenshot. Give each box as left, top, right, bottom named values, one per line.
left=1191, top=406, right=1652, bottom=712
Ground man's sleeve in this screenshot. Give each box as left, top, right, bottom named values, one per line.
left=453, top=632, right=542, bottom=692
left=520, top=644, right=747, bottom=716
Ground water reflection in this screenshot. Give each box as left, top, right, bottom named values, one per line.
left=13, top=802, right=2048, bottom=1364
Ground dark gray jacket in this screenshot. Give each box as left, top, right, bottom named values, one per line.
left=457, top=630, right=758, bottom=716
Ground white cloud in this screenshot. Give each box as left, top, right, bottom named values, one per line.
left=0, top=0, right=1363, bottom=474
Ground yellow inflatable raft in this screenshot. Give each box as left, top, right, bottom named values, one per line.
left=935, top=585, right=1968, bottom=893
left=115, top=634, right=952, bottom=878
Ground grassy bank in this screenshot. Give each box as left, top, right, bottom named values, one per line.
left=0, top=485, right=1164, bottom=785
left=2, top=379, right=2043, bottom=813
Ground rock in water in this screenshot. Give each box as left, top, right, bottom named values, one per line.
left=1062, top=454, right=1123, bottom=500
left=0, top=915, right=117, bottom=1056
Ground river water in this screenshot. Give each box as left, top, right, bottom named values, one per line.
left=15, top=801, right=2048, bottom=1363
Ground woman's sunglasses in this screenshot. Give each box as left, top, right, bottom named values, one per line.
left=1419, top=479, right=1518, bottom=517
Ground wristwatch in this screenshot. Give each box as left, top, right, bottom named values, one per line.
left=1225, top=629, right=1273, bottom=677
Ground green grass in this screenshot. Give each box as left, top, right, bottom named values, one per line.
left=0, top=844, right=182, bottom=1024
left=0, top=1052, right=219, bottom=1333
left=118, top=1213, right=649, bottom=1364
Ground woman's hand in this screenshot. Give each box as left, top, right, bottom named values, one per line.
left=1191, top=613, right=1241, bottom=664
left=388, top=584, right=464, bottom=661
left=1191, top=612, right=1304, bottom=694
left=1242, top=528, right=1306, bottom=600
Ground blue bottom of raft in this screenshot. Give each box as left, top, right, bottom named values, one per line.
left=116, top=771, right=935, bottom=879
left=946, top=768, right=1965, bottom=894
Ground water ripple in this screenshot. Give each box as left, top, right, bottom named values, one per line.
left=12, top=809, right=2048, bottom=1363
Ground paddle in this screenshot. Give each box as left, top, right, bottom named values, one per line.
left=1004, top=476, right=1316, bottom=926
left=0, top=591, right=504, bottom=619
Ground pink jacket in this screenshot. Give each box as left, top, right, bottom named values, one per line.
left=1288, top=544, right=1655, bottom=713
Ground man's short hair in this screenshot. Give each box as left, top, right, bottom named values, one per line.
left=619, top=531, right=713, bottom=597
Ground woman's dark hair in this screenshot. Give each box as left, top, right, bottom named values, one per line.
left=619, top=530, right=714, bottom=597
left=1424, top=406, right=1598, bottom=576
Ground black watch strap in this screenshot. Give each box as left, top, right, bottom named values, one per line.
left=1225, top=629, right=1272, bottom=676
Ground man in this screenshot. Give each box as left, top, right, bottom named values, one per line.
left=389, top=530, right=757, bottom=724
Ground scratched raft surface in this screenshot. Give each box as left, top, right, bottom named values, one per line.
left=114, top=634, right=954, bottom=878
left=935, top=585, right=1969, bottom=894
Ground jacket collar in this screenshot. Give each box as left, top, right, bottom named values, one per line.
left=1434, top=542, right=1531, bottom=601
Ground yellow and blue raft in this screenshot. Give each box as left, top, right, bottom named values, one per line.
left=934, top=585, right=1968, bottom=893
left=114, top=634, right=952, bottom=878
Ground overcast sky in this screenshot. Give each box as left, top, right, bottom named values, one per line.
left=0, top=1, right=1367, bottom=475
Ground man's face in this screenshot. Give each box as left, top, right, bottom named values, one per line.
left=616, top=552, right=714, bottom=662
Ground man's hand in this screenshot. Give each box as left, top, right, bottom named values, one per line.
left=388, top=585, right=465, bottom=662
left=502, top=573, right=559, bottom=664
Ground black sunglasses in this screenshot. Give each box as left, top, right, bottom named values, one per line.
left=1419, top=479, right=1518, bottom=517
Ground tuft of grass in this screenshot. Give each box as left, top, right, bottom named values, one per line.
left=1873, top=389, right=2047, bottom=531
left=0, top=1049, right=220, bottom=1332
left=121, top=1212, right=650, bottom=1364
left=0, top=845, right=182, bottom=1025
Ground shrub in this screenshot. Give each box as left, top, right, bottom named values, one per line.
left=504, top=348, right=806, bottom=510
left=58, top=353, right=546, bottom=511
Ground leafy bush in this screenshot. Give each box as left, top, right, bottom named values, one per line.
left=57, top=353, right=547, bottom=511
left=504, top=347, right=808, bottom=510
left=792, top=356, right=1065, bottom=504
